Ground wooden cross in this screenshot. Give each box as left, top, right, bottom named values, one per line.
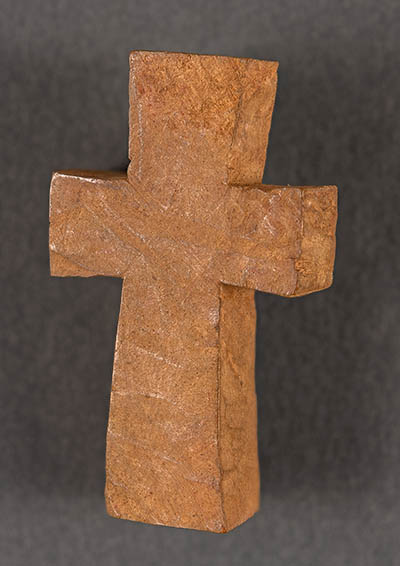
left=49, top=51, right=337, bottom=533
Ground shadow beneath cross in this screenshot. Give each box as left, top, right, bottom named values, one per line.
left=254, top=253, right=394, bottom=499
left=249, top=42, right=398, bottom=500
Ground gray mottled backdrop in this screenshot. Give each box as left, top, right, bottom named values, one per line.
left=1, top=1, right=399, bottom=564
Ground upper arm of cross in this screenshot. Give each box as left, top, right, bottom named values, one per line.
left=218, top=183, right=337, bottom=296
left=50, top=171, right=336, bottom=297
left=50, top=171, right=135, bottom=277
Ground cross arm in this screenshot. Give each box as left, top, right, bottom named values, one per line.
left=49, top=170, right=134, bottom=278
left=218, top=184, right=337, bottom=297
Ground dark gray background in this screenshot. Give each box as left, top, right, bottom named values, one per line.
left=1, top=0, right=399, bottom=564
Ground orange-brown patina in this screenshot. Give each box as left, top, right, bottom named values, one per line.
left=49, top=51, right=337, bottom=532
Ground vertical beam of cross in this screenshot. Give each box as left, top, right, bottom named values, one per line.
left=50, top=51, right=337, bottom=532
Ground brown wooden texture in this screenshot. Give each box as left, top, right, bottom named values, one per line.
left=49, top=51, right=337, bottom=532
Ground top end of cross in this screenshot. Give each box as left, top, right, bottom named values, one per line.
left=127, top=50, right=279, bottom=191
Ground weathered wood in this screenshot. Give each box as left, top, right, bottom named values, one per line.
left=49, top=51, right=337, bottom=532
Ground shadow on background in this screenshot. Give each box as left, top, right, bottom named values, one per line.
left=254, top=39, right=399, bottom=499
